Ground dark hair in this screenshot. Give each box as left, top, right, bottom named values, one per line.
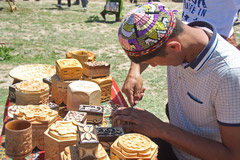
left=170, top=18, right=184, bottom=39
left=154, top=18, right=184, bottom=57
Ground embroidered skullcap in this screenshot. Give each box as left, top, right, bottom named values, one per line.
left=118, top=2, right=177, bottom=63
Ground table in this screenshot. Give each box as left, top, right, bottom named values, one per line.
left=0, top=77, right=128, bottom=160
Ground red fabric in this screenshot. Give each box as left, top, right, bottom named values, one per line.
left=111, top=77, right=129, bottom=108
left=1, top=96, right=11, bottom=136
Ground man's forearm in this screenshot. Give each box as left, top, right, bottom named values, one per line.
left=128, top=62, right=149, bottom=76
left=158, top=123, right=239, bottom=160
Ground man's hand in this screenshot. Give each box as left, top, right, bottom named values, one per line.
left=121, top=62, right=148, bottom=106
left=122, top=74, right=145, bottom=106
left=113, top=107, right=164, bottom=138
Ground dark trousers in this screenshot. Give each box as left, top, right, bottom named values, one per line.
left=75, top=0, right=88, bottom=7
left=151, top=138, right=178, bottom=160
left=58, top=0, right=71, bottom=7
left=100, top=10, right=121, bottom=21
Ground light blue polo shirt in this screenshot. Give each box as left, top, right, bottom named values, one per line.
left=167, top=21, right=240, bottom=160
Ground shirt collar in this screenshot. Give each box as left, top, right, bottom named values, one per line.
left=184, top=21, right=218, bottom=71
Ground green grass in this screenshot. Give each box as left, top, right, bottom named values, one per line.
left=0, top=0, right=239, bottom=131
left=0, top=89, right=8, bottom=126
left=0, top=45, right=14, bottom=61
left=0, top=89, right=8, bottom=107
left=0, top=1, right=173, bottom=129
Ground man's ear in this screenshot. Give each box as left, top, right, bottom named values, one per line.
left=165, top=39, right=181, bottom=53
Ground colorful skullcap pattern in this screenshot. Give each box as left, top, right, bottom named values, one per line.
left=118, top=2, right=177, bottom=63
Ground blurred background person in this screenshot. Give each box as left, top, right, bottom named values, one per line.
left=73, top=0, right=88, bottom=10
left=56, top=0, right=71, bottom=8
left=130, top=0, right=137, bottom=3
left=182, top=0, right=240, bottom=49
left=100, top=0, right=123, bottom=22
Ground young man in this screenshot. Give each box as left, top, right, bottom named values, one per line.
left=114, top=2, right=240, bottom=160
